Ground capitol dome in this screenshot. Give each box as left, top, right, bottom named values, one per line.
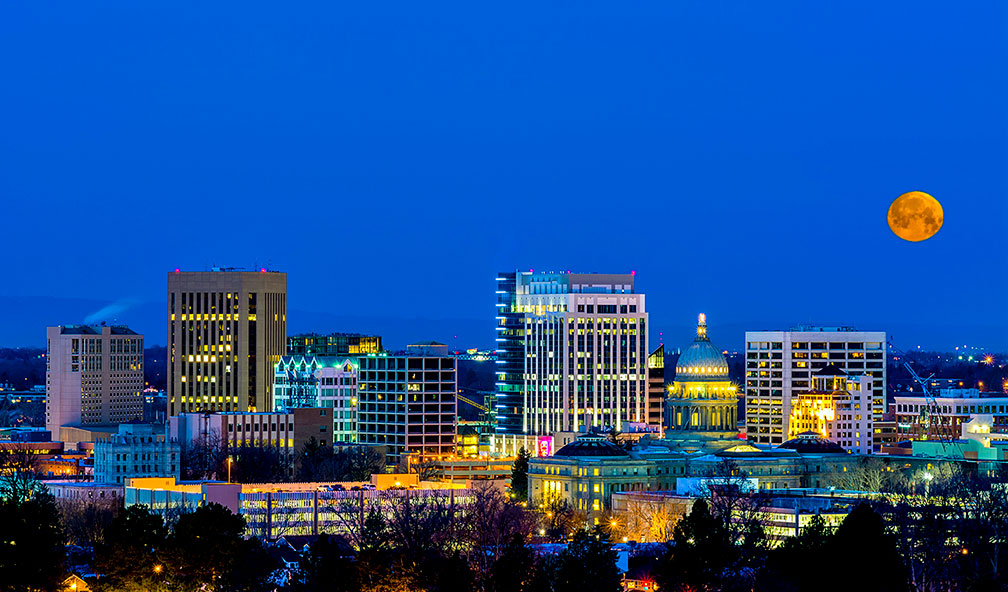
left=675, top=313, right=730, bottom=381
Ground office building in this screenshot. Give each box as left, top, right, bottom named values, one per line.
left=167, top=269, right=287, bottom=416
left=287, top=333, right=382, bottom=357
left=93, top=424, right=181, bottom=484
left=494, top=271, right=649, bottom=436
left=744, top=327, right=886, bottom=446
left=788, top=365, right=873, bottom=455
left=45, top=325, right=144, bottom=436
left=893, top=388, right=1008, bottom=441
left=647, top=345, right=665, bottom=430
left=273, top=356, right=359, bottom=442
left=664, top=314, right=739, bottom=451
left=358, top=352, right=457, bottom=465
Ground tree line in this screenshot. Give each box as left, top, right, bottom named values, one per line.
left=181, top=434, right=385, bottom=483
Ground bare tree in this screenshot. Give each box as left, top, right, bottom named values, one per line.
left=620, top=493, right=682, bottom=543
left=412, top=458, right=443, bottom=482
left=58, top=498, right=120, bottom=551
left=180, top=429, right=227, bottom=481
left=0, top=446, right=41, bottom=503
left=702, top=459, right=769, bottom=546
left=464, top=482, right=537, bottom=582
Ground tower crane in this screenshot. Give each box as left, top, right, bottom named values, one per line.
left=887, top=339, right=958, bottom=453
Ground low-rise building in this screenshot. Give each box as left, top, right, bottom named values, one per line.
left=894, top=388, right=1008, bottom=441
left=93, top=424, right=181, bottom=484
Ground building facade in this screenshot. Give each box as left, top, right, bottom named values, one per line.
left=286, top=333, right=383, bottom=357
left=647, top=345, right=665, bottom=430
left=93, top=424, right=181, bottom=484
left=170, top=408, right=333, bottom=458
left=273, top=356, right=360, bottom=443
left=494, top=271, right=649, bottom=436
left=744, top=327, right=886, bottom=446
left=358, top=353, right=457, bottom=465
left=894, top=389, right=1008, bottom=441
left=167, top=269, right=287, bottom=416
left=45, top=325, right=144, bottom=436
left=788, top=365, right=873, bottom=455
left=664, top=315, right=739, bottom=452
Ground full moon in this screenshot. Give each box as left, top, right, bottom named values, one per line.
left=887, top=191, right=943, bottom=242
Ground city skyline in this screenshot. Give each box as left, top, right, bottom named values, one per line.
left=1, top=267, right=1004, bottom=353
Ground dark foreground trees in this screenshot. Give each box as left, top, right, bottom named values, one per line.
left=92, top=502, right=278, bottom=592
left=0, top=491, right=65, bottom=592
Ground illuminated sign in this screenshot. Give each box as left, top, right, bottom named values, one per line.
left=537, top=436, right=553, bottom=457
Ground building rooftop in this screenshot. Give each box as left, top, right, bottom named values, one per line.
left=815, top=364, right=848, bottom=376
left=778, top=431, right=846, bottom=454
left=553, top=435, right=630, bottom=458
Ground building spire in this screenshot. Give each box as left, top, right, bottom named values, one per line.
left=696, top=313, right=708, bottom=340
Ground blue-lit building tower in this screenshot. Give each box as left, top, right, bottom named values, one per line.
left=495, top=271, right=527, bottom=434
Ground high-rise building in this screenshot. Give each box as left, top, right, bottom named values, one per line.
left=494, top=271, right=648, bottom=436
left=46, top=325, right=144, bottom=436
left=287, top=333, right=382, bottom=357
left=647, top=345, right=666, bottom=430
left=744, top=327, right=886, bottom=446
left=358, top=352, right=457, bottom=465
left=167, top=269, right=287, bottom=416
left=788, top=365, right=873, bottom=455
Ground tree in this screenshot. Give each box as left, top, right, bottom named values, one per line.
left=342, top=445, right=385, bottom=482
left=230, top=444, right=292, bottom=483
left=554, top=527, right=621, bottom=592
left=0, top=446, right=41, bottom=503
left=92, top=504, right=168, bottom=592
left=166, top=502, right=265, bottom=591
left=466, top=482, right=537, bottom=585
left=510, top=447, right=531, bottom=501
left=292, top=534, right=359, bottom=592
left=412, top=458, right=444, bottom=482
left=828, top=503, right=905, bottom=592
left=179, top=429, right=227, bottom=481
left=487, top=534, right=538, bottom=592
left=0, top=491, right=65, bottom=592
left=657, top=498, right=736, bottom=592
left=620, top=493, right=680, bottom=543
left=296, top=437, right=340, bottom=482
left=59, top=497, right=120, bottom=556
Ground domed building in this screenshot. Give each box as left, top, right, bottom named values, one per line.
left=663, top=314, right=740, bottom=452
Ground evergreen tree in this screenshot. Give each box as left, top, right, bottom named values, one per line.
left=511, top=447, right=531, bottom=501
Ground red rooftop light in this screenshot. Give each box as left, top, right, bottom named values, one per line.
left=174, top=268, right=179, bottom=273
left=260, top=268, right=266, bottom=273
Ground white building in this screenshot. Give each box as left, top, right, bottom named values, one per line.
left=273, top=356, right=359, bottom=443
left=93, top=424, right=181, bottom=484
left=45, top=325, right=144, bottom=436
left=744, top=327, right=886, bottom=446
left=317, top=360, right=359, bottom=444
left=495, top=271, right=649, bottom=436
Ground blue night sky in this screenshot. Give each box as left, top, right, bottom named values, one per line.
left=1, top=2, right=1006, bottom=351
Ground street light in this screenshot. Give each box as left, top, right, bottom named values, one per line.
left=227, top=456, right=233, bottom=484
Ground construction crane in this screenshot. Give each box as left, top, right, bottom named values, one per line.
left=888, top=339, right=958, bottom=452
left=457, top=393, right=489, bottom=414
